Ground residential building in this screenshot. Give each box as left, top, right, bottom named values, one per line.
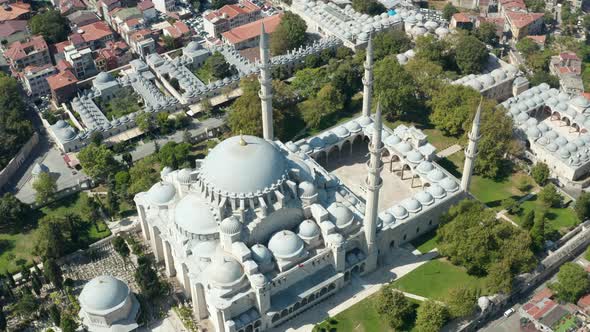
left=153, top=0, right=174, bottom=13
left=138, top=0, right=156, bottom=21
left=519, top=288, right=576, bottom=332
left=109, top=7, right=142, bottom=32
left=47, top=69, right=78, bottom=104
left=95, top=40, right=131, bottom=71
left=549, top=52, right=584, bottom=94
left=64, top=45, right=97, bottom=79
left=163, top=20, right=190, bottom=41
left=60, top=0, right=86, bottom=16
left=71, top=21, right=115, bottom=50
left=97, top=0, right=121, bottom=21
left=129, top=28, right=156, bottom=58
left=0, top=20, right=29, bottom=45
left=476, top=16, right=506, bottom=39
left=525, top=35, right=546, bottom=49
left=450, top=13, right=474, bottom=30
left=119, top=17, right=144, bottom=43
left=221, top=14, right=281, bottom=50
left=498, top=0, right=527, bottom=14
left=505, top=12, right=544, bottom=39
left=67, top=10, right=100, bottom=28
left=203, top=0, right=261, bottom=37
left=20, top=64, right=57, bottom=99
left=4, top=36, right=51, bottom=72
left=0, top=2, right=31, bottom=21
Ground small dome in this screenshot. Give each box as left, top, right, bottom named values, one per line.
left=327, top=202, right=355, bottom=229
left=526, top=127, right=541, bottom=139
left=95, top=71, right=114, bottom=84
left=571, top=95, right=590, bottom=108
left=566, top=142, right=578, bottom=152
left=406, top=150, right=424, bottom=163
left=298, top=219, right=320, bottom=239
left=440, top=178, right=459, bottom=192
left=417, top=161, right=434, bottom=174
left=177, top=168, right=193, bottom=184
left=396, top=141, right=412, bottom=153
left=333, top=126, right=350, bottom=138
left=220, top=216, right=241, bottom=235
left=298, top=181, right=317, bottom=199
left=428, top=184, right=446, bottom=198
left=380, top=212, right=395, bottom=226
left=390, top=205, right=409, bottom=219
left=160, top=166, right=173, bottom=178
left=478, top=296, right=491, bottom=311
left=402, top=198, right=422, bottom=213
left=385, top=134, right=402, bottom=146
left=286, top=142, right=299, bottom=152
left=345, top=120, right=362, bottom=133
left=545, top=131, right=558, bottom=140
left=358, top=116, right=372, bottom=126
left=79, top=276, right=129, bottom=313
left=268, top=230, right=305, bottom=260
left=555, top=136, right=568, bottom=146
left=55, top=119, right=68, bottom=128
left=427, top=168, right=446, bottom=183
left=546, top=142, right=558, bottom=152
left=415, top=191, right=434, bottom=205
left=206, top=256, right=244, bottom=287
left=559, top=148, right=570, bottom=159
left=147, top=182, right=175, bottom=205
left=250, top=244, right=272, bottom=265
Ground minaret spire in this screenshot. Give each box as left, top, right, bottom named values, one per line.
left=259, top=23, right=273, bottom=141
left=461, top=98, right=483, bottom=192
left=362, top=34, right=374, bottom=118
left=363, top=101, right=383, bottom=273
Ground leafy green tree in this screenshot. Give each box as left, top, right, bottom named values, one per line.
left=453, top=34, right=488, bottom=74
left=162, top=35, right=179, bottom=50
left=291, top=67, right=329, bottom=99
left=202, top=52, right=237, bottom=80
left=211, top=0, right=235, bottom=9
left=32, top=172, right=57, bottom=204
left=375, top=288, right=414, bottom=330
left=135, top=256, right=163, bottom=299
left=429, top=84, right=481, bottom=136
left=135, top=112, right=154, bottom=132
left=89, top=131, right=103, bottom=146
left=352, top=0, right=385, bottom=14
left=34, top=220, right=67, bottom=259
left=550, top=262, right=590, bottom=303
left=538, top=184, right=562, bottom=208
left=530, top=211, right=547, bottom=251
left=485, top=259, right=514, bottom=293
left=476, top=107, right=518, bottom=178
left=516, top=37, right=540, bottom=57
left=415, top=300, right=448, bottom=332
left=200, top=98, right=213, bottom=114
left=112, top=236, right=130, bottom=266
left=446, top=286, right=476, bottom=318
left=442, top=3, right=459, bottom=20
left=78, top=144, right=119, bottom=181
left=43, top=259, right=63, bottom=290
left=501, top=197, right=520, bottom=215
left=270, top=12, right=307, bottom=55
left=373, top=29, right=412, bottom=61
left=330, top=61, right=362, bottom=99
left=532, top=162, right=550, bottom=185
left=522, top=210, right=535, bottom=230
left=405, top=58, right=445, bottom=98
left=31, top=274, right=42, bottom=296
left=13, top=292, right=39, bottom=317
left=49, top=304, right=61, bottom=326
left=0, top=74, right=32, bottom=170
left=0, top=193, right=29, bottom=229
left=528, top=71, right=560, bottom=88
left=373, top=56, right=419, bottom=120
left=60, top=315, right=79, bottom=332
left=575, top=192, right=590, bottom=222
left=128, top=158, right=159, bottom=195
left=0, top=307, right=6, bottom=331
left=29, top=10, right=68, bottom=43
left=122, top=152, right=133, bottom=168
left=415, top=35, right=447, bottom=65
left=300, top=84, right=345, bottom=129
left=475, top=22, right=499, bottom=45
left=158, top=142, right=192, bottom=169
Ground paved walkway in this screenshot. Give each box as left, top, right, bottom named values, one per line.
left=269, top=248, right=439, bottom=332
left=436, top=144, right=462, bottom=158
left=495, top=190, right=538, bottom=228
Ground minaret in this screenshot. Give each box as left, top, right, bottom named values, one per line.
left=363, top=101, right=383, bottom=272
left=461, top=99, right=483, bottom=192
left=259, top=23, right=273, bottom=141
left=362, top=34, right=374, bottom=118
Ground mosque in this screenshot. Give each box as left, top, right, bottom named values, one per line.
left=133, top=26, right=480, bottom=332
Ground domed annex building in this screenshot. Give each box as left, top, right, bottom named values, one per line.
left=78, top=276, right=140, bottom=331
left=135, top=28, right=478, bottom=332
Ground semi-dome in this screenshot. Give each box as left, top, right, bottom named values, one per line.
left=298, top=219, right=321, bottom=239
left=206, top=255, right=244, bottom=287
left=250, top=244, right=272, bottom=264
left=175, top=194, right=217, bottom=235
left=298, top=181, right=317, bottom=199
left=268, top=230, right=305, bottom=259
left=147, top=182, right=175, bottom=205
left=220, top=216, right=241, bottom=235
left=79, top=276, right=129, bottom=313
left=200, top=136, right=288, bottom=195
left=327, top=202, right=355, bottom=229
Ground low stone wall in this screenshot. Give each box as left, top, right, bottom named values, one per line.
left=0, top=132, right=39, bottom=191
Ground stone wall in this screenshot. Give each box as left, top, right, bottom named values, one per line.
left=0, top=132, right=39, bottom=192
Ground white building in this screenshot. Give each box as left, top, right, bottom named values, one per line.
left=153, top=0, right=174, bottom=14
left=20, top=64, right=56, bottom=99
left=64, top=45, right=97, bottom=80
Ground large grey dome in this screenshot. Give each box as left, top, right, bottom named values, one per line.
left=175, top=194, right=217, bottom=235
left=268, top=230, right=305, bottom=259
left=79, top=275, right=129, bottom=313
left=200, top=136, right=288, bottom=195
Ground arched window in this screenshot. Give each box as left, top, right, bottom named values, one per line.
left=281, top=309, right=288, bottom=318
left=272, top=314, right=280, bottom=323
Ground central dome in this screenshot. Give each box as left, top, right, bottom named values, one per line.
left=200, top=135, right=288, bottom=195
left=79, top=276, right=129, bottom=313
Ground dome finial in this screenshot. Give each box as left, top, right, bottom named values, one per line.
left=239, top=131, right=247, bottom=146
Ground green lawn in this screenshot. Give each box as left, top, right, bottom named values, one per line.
left=0, top=192, right=111, bottom=274
left=509, top=195, right=579, bottom=235
left=410, top=230, right=439, bottom=254
left=391, top=259, right=487, bottom=300
left=314, top=293, right=420, bottom=332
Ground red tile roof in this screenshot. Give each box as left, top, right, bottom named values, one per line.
left=204, top=0, right=260, bottom=21
left=60, top=0, right=85, bottom=14
left=452, top=12, right=472, bottom=23
left=52, top=40, right=72, bottom=54
left=77, top=21, right=113, bottom=43
left=221, top=14, right=281, bottom=45
left=164, top=20, right=190, bottom=38
left=47, top=69, right=77, bottom=90
left=506, top=12, right=544, bottom=28
left=0, top=2, right=30, bottom=21
left=500, top=0, right=527, bottom=10
left=531, top=288, right=553, bottom=303
left=560, top=51, right=580, bottom=61
left=137, top=0, right=153, bottom=10
left=578, top=294, right=590, bottom=309
left=0, top=20, right=27, bottom=37
left=526, top=35, right=546, bottom=45
left=5, top=35, right=48, bottom=61
left=56, top=59, right=73, bottom=71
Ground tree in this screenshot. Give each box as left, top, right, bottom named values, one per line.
left=291, top=67, right=329, bottom=99
left=80, top=194, right=100, bottom=224
left=0, top=193, right=29, bottom=229
left=211, top=0, right=235, bottom=9
left=528, top=71, right=560, bottom=88
left=415, top=300, right=448, bottom=332
left=429, top=84, right=481, bottom=136
left=32, top=172, right=57, bottom=204
left=516, top=37, right=540, bottom=57
left=373, top=29, right=412, bottom=61
left=128, top=158, right=159, bottom=195
left=300, top=84, right=344, bottom=129
left=29, top=10, right=68, bottom=43
left=446, top=286, right=476, bottom=318
left=200, top=98, right=213, bottom=114
left=202, top=52, right=237, bottom=80
left=270, top=12, right=307, bottom=55
left=575, top=192, right=590, bottom=222
left=135, top=112, right=154, bottom=132
left=415, top=35, right=447, bottom=65
left=501, top=197, right=520, bottom=215
left=330, top=61, right=362, bottom=99
left=373, top=56, right=419, bottom=120
left=158, top=142, right=192, bottom=169
left=530, top=211, right=547, bottom=251
left=135, top=256, right=162, bottom=299
left=442, top=3, right=459, bottom=20
left=453, top=34, right=488, bottom=74
left=122, top=152, right=133, bottom=168
left=34, top=220, right=67, bottom=259
left=112, top=236, right=130, bottom=265
left=49, top=304, right=61, bottom=326
left=352, top=0, right=385, bottom=15
left=476, top=107, right=518, bottom=178
left=475, top=22, right=498, bottom=45
left=531, top=162, right=550, bottom=185
left=60, top=315, right=79, bottom=332
left=375, top=288, right=414, bottom=330
left=486, top=259, right=514, bottom=293
left=31, top=274, right=42, bottom=296
left=549, top=262, right=590, bottom=303
left=13, top=292, right=39, bottom=317
left=405, top=58, right=445, bottom=98
left=0, top=74, right=32, bottom=170
left=538, top=184, right=562, bottom=208
left=0, top=307, right=6, bottom=331
left=78, top=144, right=119, bottom=181
left=43, top=259, right=63, bottom=290
left=522, top=210, right=535, bottom=230
left=162, top=35, right=179, bottom=51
